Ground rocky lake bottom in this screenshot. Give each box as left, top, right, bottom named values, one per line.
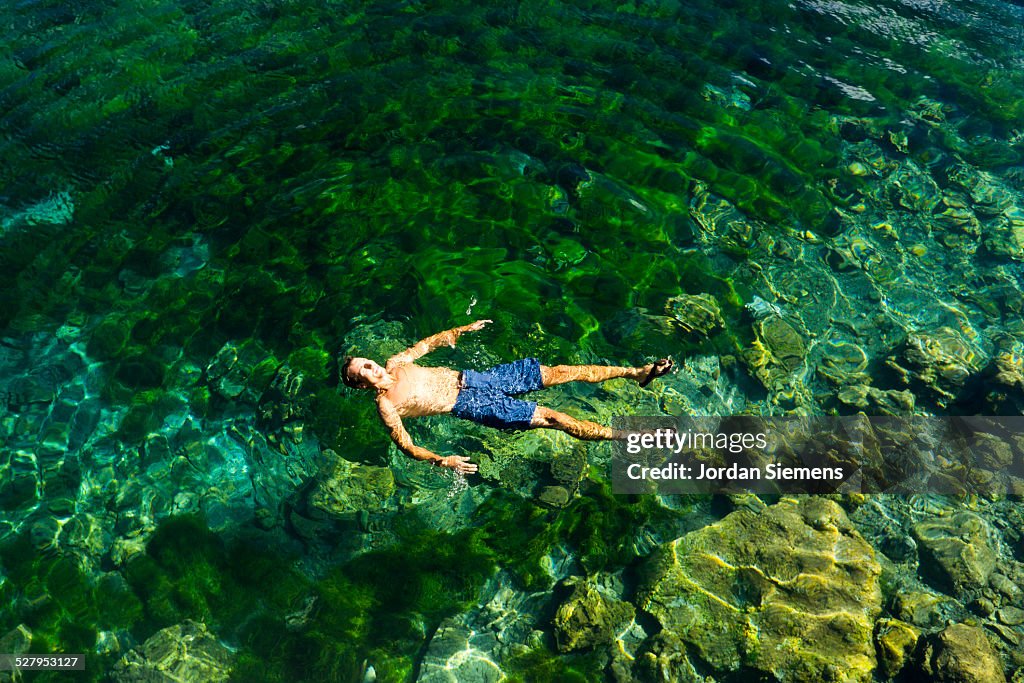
left=2, top=0, right=1024, bottom=680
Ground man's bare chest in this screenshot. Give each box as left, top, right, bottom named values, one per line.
left=383, top=365, right=460, bottom=417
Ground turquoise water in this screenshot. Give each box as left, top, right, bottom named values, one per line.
left=1, top=0, right=1023, bottom=680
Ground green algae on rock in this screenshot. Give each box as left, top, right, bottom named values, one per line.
left=549, top=443, right=590, bottom=491
left=836, top=384, right=916, bottom=415
left=817, top=339, right=870, bottom=386
left=873, top=617, right=920, bottom=680
left=552, top=576, right=635, bottom=653
left=110, top=620, right=234, bottom=683
left=633, top=631, right=704, bottom=683
left=740, top=312, right=811, bottom=411
left=638, top=497, right=882, bottom=682
left=886, top=327, right=986, bottom=408
left=916, top=623, right=1008, bottom=683
left=536, top=485, right=572, bottom=509
left=913, top=512, right=999, bottom=595
left=893, top=590, right=953, bottom=629
left=477, top=484, right=686, bottom=591
left=306, top=450, right=396, bottom=518
left=664, top=292, right=725, bottom=337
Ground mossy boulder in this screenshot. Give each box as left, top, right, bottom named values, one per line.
left=741, top=315, right=807, bottom=392
left=912, top=512, right=999, bottom=595
left=893, top=590, right=952, bottom=628
left=110, top=620, right=234, bottom=682
left=886, top=327, right=986, bottom=408
left=916, top=623, right=1007, bottom=683
left=639, top=497, right=881, bottom=682
left=633, top=631, right=703, bottom=683
left=992, top=342, right=1024, bottom=391
left=836, top=384, right=916, bottom=415
left=306, top=450, right=396, bottom=518
left=553, top=576, right=635, bottom=653
left=536, top=485, right=571, bottom=509
left=664, top=292, right=724, bottom=337
left=874, top=618, right=920, bottom=679
left=550, top=444, right=589, bottom=489
left=757, top=316, right=806, bottom=370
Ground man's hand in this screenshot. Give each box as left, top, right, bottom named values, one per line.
left=442, top=320, right=492, bottom=349
left=437, top=455, right=478, bottom=474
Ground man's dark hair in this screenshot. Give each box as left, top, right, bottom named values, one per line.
left=341, top=356, right=361, bottom=388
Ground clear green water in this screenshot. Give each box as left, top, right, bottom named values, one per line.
left=1, top=0, right=1023, bottom=680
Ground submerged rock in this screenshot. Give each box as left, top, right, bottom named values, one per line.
left=836, top=384, right=915, bottom=415
left=689, top=182, right=759, bottom=250
left=0, top=624, right=31, bottom=659
left=205, top=340, right=275, bottom=404
left=947, top=165, right=1015, bottom=217
left=996, top=606, right=1024, bottom=626
left=110, top=620, right=233, bottom=682
left=886, top=327, right=985, bottom=407
left=536, top=485, right=571, bottom=509
left=258, top=363, right=307, bottom=429
left=552, top=576, right=635, bottom=653
left=307, top=450, right=396, bottom=518
left=893, top=590, right=953, bottom=628
left=817, top=340, right=870, bottom=386
left=934, top=194, right=980, bottom=234
left=913, top=512, right=999, bottom=595
left=874, top=618, right=920, bottom=679
left=549, top=444, right=588, bottom=491
left=638, top=497, right=881, bottom=682
left=755, top=316, right=806, bottom=369
left=887, top=163, right=942, bottom=213
left=983, top=215, right=1024, bottom=260
left=416, top=619, right=505, bottom=683
left=991, top=338, right=1024, bottom=394
left=664, top=293, right=724, bottom=337
left=633, top=631, right=703, bottom=683
left=741, top=313, right=808, bottom=396
left=916, top=623, right=1007, bottom=683
left=745, top=295, right=785, bottom=321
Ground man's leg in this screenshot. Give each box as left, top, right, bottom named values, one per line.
left=530, top=406, right=625, bottom=440
left=540, top=359, right=672, bottom=388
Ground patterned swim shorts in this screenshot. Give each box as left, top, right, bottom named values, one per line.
left=450, top=358, right=545, bottom=430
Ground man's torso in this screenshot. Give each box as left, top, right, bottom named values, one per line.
left=379, top=363, right=461, bottom=417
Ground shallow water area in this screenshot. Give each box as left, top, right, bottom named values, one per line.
left=2, top=0, right=1024, bottom=680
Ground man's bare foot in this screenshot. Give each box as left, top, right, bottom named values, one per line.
left=639, top=358, right=674, bottom=387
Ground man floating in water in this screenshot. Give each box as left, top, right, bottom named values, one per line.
left=342, top=320, right=674, bottom=474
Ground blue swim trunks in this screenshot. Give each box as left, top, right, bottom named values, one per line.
left=451, top=358, right=545, bottom=430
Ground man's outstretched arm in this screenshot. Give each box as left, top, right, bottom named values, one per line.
left=387, top=319, right=492, bottom=366
left=376, top=397, right=478, bottom=474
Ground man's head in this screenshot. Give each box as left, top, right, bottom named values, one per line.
left=342, top=356, right=386, bottom=389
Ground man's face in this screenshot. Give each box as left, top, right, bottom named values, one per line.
left=346, top=357, right=385, bottom=388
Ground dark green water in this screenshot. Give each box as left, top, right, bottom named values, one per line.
left=1, top=0, right=1023, bottom=680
